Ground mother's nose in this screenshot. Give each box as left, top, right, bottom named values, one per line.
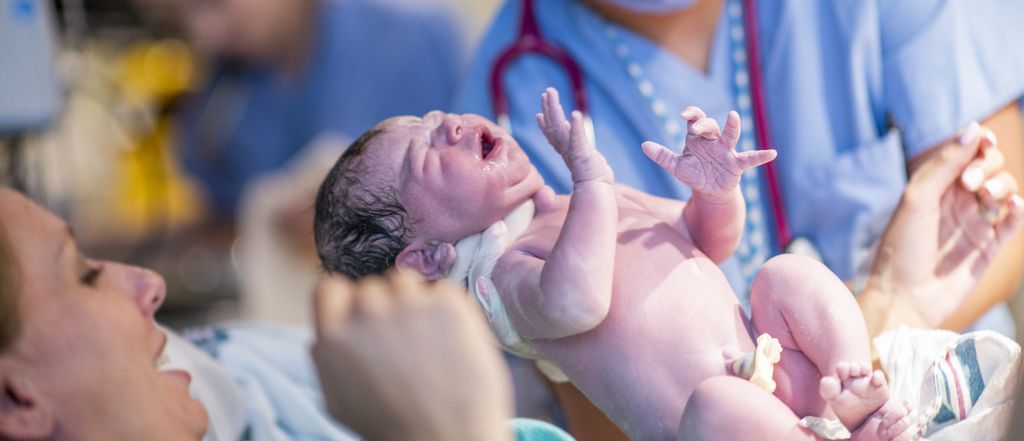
left=129, top=266, right=167, bottom=318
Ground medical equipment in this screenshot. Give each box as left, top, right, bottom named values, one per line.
left=489, top=0, right=595, bottom=143
left=0, top=0, right=62, bottom=132
left=487, top=0, right=800, bottom=255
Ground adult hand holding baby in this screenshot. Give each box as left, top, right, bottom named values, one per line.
left=860, top=122, right=1024, bottom=337
left=312, top=271, right=514, bottom=441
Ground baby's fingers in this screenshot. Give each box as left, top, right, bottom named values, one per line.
left=735, top=149, right=777, bottom=171
left=720, top=111, right=741, bottom=150
left=690, top=116, right=721, bottom=140
left=569, top=111, right=590, bottom=151
left=542, top=87, right=569, bottom=129
left=642, top=141, right=679, bottom=172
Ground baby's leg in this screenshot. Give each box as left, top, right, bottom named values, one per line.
left=679, top=376, right=914, bottom=441
left=747, top=255, right=878, bottom=426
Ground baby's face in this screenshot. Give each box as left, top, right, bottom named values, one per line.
left=365, top=111, right=543, bottom=242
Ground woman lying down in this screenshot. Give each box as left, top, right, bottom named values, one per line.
left=0, top=187, right=573, bottom=441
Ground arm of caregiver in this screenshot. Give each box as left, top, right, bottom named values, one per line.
left=931, top=105, right=1024, bottom=331
left=858, top=114, right=1024, bottom=338
left=494, top=88, right=617, bottom=339
left=640, top=107, right=776, bottom=263
left=312, top=272, right=514, bottom=441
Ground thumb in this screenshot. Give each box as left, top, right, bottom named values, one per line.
left=909, top=121, right=984, bottom=194
left=642, top=141, right=679, bottom=173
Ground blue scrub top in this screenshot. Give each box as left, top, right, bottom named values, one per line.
left=179, top=0, right=465, bottom=217
left=453, top=0, right=1024, bottom=308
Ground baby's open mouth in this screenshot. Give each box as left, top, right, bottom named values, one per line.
left=481, top=129, right=497, bottom=159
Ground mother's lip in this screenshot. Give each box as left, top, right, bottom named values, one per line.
left=154, top=331, right=168, bottom=366
left=161, top=369, right=193, bottom=385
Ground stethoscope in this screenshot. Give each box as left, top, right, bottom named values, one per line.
left=488, top=0, right=596, bottom=144
left=488, top=0, right=816, bottom=258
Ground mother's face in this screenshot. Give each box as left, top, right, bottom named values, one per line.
left=0, top=189, right=207, bottom=440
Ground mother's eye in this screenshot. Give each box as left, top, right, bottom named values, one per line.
left=80, top=264, right=104, bottom=287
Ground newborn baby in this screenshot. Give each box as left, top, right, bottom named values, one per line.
left=314, top=88, right=912, bottom=441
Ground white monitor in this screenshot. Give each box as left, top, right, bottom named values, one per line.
left=0, top=0, right=62, bottom=133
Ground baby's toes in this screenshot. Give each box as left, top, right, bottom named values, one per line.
left=819, top=375, right=841, bottom=401
left=880, top=406, right=912, bottom=440
left=836, top=362, right=852, bottom=381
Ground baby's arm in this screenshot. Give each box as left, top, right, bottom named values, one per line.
left=492, top=89, right=617, bottom=339
left=642, top=108, right=776, bottom=263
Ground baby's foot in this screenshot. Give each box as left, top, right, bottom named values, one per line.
left=818, top=362, right=890, bottom=431
left=850, top=400, right=915, bottom=441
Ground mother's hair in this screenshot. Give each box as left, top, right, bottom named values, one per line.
left=0, top=220, right=20, bottom=353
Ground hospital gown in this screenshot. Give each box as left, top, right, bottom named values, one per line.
left=453, top=0, right=1024, bottom=333
left=178, top=0, right=465, bottom=216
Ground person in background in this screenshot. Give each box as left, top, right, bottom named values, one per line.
left=0, top=187, right=571, bottom=441
left=165, top=0, right=466, bottom=219
left=453, top=1, right=1024, bottom=437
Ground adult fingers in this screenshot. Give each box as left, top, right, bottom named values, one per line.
left=907, top=121, right=984, bottom=198
left=353, top=275, right=392, bottom=317
left=389, top=269, right=426, bottom=302
left=314, top=276, right=356, bottom=336
left=996, top=194, right=1024, bottom=243
left=961, top=137, right=1004, bottom=191
left=979, top=170, right=1019, bottom=206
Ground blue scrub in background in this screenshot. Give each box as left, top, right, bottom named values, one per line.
left=179, top=0, right=464, bottom=217
left=454, top=0, right=1024, bottom=332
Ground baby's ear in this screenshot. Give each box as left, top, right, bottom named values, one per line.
left=395, top=240, right=456, bottom=281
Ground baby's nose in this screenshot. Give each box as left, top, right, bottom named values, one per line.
left=442, top=114, right=463, bottom=144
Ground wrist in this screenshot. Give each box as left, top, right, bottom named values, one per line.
left=573, top=178, right=615, bottom=191
left=692, top=187, right=741, bottom=206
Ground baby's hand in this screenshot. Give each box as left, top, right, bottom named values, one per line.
left=536, top=88, right=613, bottom=184
left=642, top=107, right=776, bottom=203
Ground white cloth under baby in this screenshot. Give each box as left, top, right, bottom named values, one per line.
left=798, top=328, right=1020, bottom=441
left=445, top=201, right=570, bottom=383
left=162, top=324, right=359, bottom=441
left=875, top=327, right=1020, bottom=441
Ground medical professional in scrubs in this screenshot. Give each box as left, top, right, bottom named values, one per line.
left=455, top=0, right=1024, bottom=333
left=454, top=1, right=1024, bottom=437
left=174, top=0, right=465, bottom=217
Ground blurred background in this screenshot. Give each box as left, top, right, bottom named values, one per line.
left=0, top=0, right=503, bottom=328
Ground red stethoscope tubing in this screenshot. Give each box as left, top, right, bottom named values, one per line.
left=489, top=0, right=590, bottom=129
left=489, top=0, right=791, bottom=252
left=742, top=0, right=790, bottom=251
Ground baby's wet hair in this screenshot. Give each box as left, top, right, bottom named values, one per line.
left=314, top=127, right=411, bottom=279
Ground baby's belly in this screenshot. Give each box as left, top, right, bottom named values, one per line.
left=533, top=222, right=754, bottom=440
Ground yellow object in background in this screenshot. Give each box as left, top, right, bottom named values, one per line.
left=109, top=39, right=203, bottom=236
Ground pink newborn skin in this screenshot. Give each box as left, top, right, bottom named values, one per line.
left=355, top=88, right=912, bottom=441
